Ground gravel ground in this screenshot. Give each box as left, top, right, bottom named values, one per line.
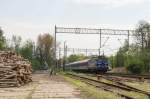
left=0, top=72, right=82, bottom=99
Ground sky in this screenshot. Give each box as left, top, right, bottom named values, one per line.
left=0, top=0, right=150, bottom=56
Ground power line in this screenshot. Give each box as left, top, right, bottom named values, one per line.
left=56, top=27, right=135, bottom=35
left=54, top=26, right=136, bottom=69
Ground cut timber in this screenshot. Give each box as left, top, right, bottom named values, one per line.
left=0, top=51, right=32, bottom=87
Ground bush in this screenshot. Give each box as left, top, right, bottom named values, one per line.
left=126, top=57, right=143, bottom=74
left=127, top=63, right=142, bottom=74
left=31, top=59, right=41, bottom=70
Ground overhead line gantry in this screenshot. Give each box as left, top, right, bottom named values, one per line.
left=54, top=26, right=135, bottom=69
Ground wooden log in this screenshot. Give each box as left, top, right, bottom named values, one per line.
left=0, top=51, right=32, bottom=87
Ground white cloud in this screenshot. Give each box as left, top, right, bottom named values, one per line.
left=67, top=0, right=148, bottom=7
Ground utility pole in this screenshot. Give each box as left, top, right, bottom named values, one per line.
left=99, top=29, right=102, bottom=57
left=86, top=48, right=87, bottom=56
left=127, top=30, right=130, bottom=50
left=73, top=48, right=75, bottom=54
left=54, top=25, right=57, bottom=71
left=141, top=31, right=144, bottom=51
left=59, top=48, right=61, bottom=60
left=63, top=41, right=66, bottom=71
left=66, top=45, right=68, bottom=64
left=59, top=48, right=61, bottom=69
left=127, top=30, right=130, bottom=67
left=112, top=55, right=114, bottom=68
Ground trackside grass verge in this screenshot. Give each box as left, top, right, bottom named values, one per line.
left=64, top=72, right=149, bottom=99
left=62, top=74, right=123, bottom=99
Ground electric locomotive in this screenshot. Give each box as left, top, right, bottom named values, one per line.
left=65, top=55, right=109, bottom=73
left=96, top=56, right=109, bottom=73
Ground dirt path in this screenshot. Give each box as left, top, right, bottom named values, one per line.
left=0, top=73, right=82, bottom=99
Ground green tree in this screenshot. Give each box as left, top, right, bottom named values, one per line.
left=20, top=40, right=34, bottom=60
left=36, top=33, right=54, bottom=69
left=20, top=40, right=41, bottom=70
left=108, top=55, right=114, bottom=68
left=113, top=40, right=129, bottom=67
left=115, top=50, right=124, bottom=67
left=67, top=54, right=87, bottom=63
left=0, top=27, right=6, bottom=50
left=134, top=20, right=150, bottom=73
left=126, top=56, right=143, bottom=74
left=11, top=35, right=22, bottom=53
left=135, top=20, right=150, bottom=50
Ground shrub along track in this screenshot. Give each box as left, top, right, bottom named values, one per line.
left=65, top=73, right=150, bottom=99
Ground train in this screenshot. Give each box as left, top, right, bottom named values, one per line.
left=65, top=56, right=110, bottom=73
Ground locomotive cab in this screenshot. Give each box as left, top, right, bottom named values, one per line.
left=96, top=55, right=109, bottom=73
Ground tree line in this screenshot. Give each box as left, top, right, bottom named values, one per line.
left=108, top=20, right=150, bottom=74
left=0, top=27, right=88, bottom=73
left=0, top=28, right=55, bottom=72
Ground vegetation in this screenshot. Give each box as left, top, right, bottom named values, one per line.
left=62, top=74, right=122, bottom=99
left=0, top=20, right=150, bottom=74
left=108, top=20, right=150, bottom=74
left=0, top=27, right=6, bottom=50
left=36, top=34, right=54, bottom=70
left=11, top=35, right=22, bottom=54
left=67, top=54, right=87, bottom=63
left=0, top=28, right=55, bottom=72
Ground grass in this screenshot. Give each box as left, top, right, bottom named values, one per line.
left=125, top=81, right=150, bottom=93
left=62, top=74, right=123, bottom=99
left=25, top=85, right=37, bottom=99
left=61, top=72, right=149, bottom=99
left=114, top=89, right=149, bottom=99
left=93, top=76, right=149, bottom=99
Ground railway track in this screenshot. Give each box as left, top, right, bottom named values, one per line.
left=65, top=73, right=150, bottom=99
left=105, top=73, right=150, bottom=80
left=79, top=72, right=150, bottom=82
left=74, top=71, right=150, bottom=81
left=96, top=74, right=149, bottom=83
left=97, top=75, right=150, bottom=96
left=77, top=72, right=149, bottom=83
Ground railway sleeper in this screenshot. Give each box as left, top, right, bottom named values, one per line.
left=66, top=74, right=135, bottom=99
left=97, top=75, right=150, bottom=98
left=86, top=80, right=135, bottom=99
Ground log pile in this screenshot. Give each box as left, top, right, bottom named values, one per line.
left=0, top=51, right=32, bottom=87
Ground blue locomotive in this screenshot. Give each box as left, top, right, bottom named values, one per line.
left=65, top=56, right=109, bottom=73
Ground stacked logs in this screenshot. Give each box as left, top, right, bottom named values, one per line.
left=0, top=51, right=32, bottom=87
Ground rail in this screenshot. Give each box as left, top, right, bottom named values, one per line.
left=65, top=73, right=146, bottom=99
